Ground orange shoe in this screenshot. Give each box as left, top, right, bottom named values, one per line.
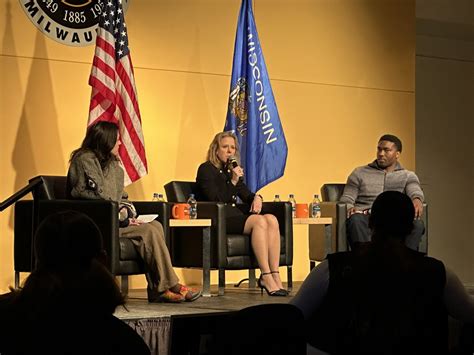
left=177, top=284, right=202, bottom=302
left=151, top=289, right=184, bottom=303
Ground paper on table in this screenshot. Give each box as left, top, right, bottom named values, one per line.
left=136, top=214, right=158, bottom=223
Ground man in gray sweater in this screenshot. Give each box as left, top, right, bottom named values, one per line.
left=340, top=134, right=425, bottom=251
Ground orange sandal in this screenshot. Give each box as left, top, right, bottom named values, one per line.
left=154, top=289, right=184, bottom=303
left=177, top=284, right=202, bottom=302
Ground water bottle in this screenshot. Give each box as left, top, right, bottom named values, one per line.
left=288, top=194, right=296, bottom=218
left=152, top=193, right=165, bottom=202
left=311, top=194, right=321, bottom=218
left=187, top=194, right=197, bottom=219
left=274, top=194, right=281, bottom=202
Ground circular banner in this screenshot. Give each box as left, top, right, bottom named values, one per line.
left=19, top=0, right=130, bottom=47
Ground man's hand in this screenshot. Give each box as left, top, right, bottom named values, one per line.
left=347, top=207, right=371, bottom=218
left=413, top=198, right=423, bottom=219
left=347, top=207, right=356, bottom=218
left=250, top=195, right=262, bottom=214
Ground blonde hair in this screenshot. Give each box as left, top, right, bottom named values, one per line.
left=206, top=131, right=241, bottom=168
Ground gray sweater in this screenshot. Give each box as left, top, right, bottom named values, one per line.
left=340, top=160, right=424, bottom=210
left=67, top=150, right=125, bottom=203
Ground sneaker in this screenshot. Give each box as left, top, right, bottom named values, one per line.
left=177, top=284, right=202, bottom=302
left=149, top=289, right=184, bottom=303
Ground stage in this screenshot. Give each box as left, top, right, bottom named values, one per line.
left=115, top=282, right=300, bottom=355
left=115, top=282, right=474, bottom=355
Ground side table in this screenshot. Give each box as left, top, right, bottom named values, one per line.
left=169, top=219, right=213, bottom=297
left=293, top=217, right=333, bottom=270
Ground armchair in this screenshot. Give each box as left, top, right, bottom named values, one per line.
left=308, top=183, right=428, bottom=264
left=13, top=175, right=170, bottom=294
left=164, top=181, right=293, bottom=295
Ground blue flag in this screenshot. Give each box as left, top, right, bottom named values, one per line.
left=224, top=0, right=288, bottom=193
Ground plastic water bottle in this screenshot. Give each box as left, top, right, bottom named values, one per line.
left=274, top=194, right=281, bottom=202
left=311, top=194, right=321, bottom=218
left=152, top=193, right=165, bottom=202
left=288, top=194, right=296, bottom=218
left=187, top=194, right=197, bottom=219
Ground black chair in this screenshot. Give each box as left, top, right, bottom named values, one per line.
left=309, top=183, right=428, bottom=259
left=164, top=181, right=293, bottom=295
left=13, top=175, right=170, bottom=294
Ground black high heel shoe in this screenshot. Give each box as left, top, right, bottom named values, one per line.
left=271, top=270, right=290, bottom=295
left=257, top=272, right=287, bottom=297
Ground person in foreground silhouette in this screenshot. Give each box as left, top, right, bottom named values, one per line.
left=196, top=131, right=287, bottom=296
left=0, top=211, right=150, bottom=354
left=67, top=121, right=200, bottom=303
left=291, top=191, right=474, bottom=354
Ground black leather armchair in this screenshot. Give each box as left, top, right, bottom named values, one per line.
left=164, top=181, right=293, bottom=295
left=13, top=175, right=170, bottom=294
left=312, top=183, right=428, bottom=258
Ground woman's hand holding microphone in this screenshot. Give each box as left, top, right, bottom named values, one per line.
left=228, top=157, right=244, bottom=186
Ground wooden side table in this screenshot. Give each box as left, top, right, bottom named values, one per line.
left=293, top=217, right=333, bottom=270
left=169, top=219, right=213, bottom=297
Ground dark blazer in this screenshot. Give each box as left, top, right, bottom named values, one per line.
left=196, top=161, right=255, bottom=204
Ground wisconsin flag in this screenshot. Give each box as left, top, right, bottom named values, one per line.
left=224, top=0, right=288, bottom=193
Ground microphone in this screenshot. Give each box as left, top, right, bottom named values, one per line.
left=228, top=156, right=239, bottom=169
left=228, top=156, right=243, bottom=182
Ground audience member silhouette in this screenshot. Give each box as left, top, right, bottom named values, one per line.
left=210, top=303, right=306, bottom=355
left=291, top=191, right=474, bottom=355
left=0, top=210, right=150, bottom=354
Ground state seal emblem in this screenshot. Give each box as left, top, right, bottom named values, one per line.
left=228, top=77, right=248, bottom=136
left=19, top=0, right=129, bottom=47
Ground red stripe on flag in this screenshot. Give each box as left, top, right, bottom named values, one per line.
left=114, top=63, right=147, bottom=166
left=92, top=55, right=116, bottom=86
left=88, top=103, right=117, bottom=126
left=115, top=93, right=146, bottom=165
left=116, top=58, right=141, bottom=119
left=95, top=36, right=116, bottom=59
left=89, top=75, right=116, bottom=104
left=118, top=143, right=140, bottom=182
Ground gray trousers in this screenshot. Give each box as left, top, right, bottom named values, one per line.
left=346, top=213, right=425, bottom=251
left=120, top=220, right=179, bottom=293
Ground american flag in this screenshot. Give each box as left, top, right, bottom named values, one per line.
left=88, top=0, right=147, bottom=185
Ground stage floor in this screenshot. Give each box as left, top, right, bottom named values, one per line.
left=114, top=282, right=302, bottom=355
left=114, top=283, right=474, bottom=355
left=115, top=281, right=300, bottom=321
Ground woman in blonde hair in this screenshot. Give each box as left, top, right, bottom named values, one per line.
left=196, top=131, right=287, bottom=296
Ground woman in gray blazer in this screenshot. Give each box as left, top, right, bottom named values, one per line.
left=67, top=121, right=200, bottom=303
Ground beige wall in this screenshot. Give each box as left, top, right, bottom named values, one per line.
left=0, top=0, right=415, bottom=293
left=416, top=0, right=474, bottom=285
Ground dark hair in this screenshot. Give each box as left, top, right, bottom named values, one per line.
left=369, top=191, right=414, bottom=241
left=70, top=121, right=119, bottom=169
left=378, top=134, right=402, bottom=152
left=34, top=210, right=104, bottom=271
left=17, top=211, right=124, bottom=314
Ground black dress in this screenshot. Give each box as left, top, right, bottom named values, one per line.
left=196, top=161, right=256, bottom=234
